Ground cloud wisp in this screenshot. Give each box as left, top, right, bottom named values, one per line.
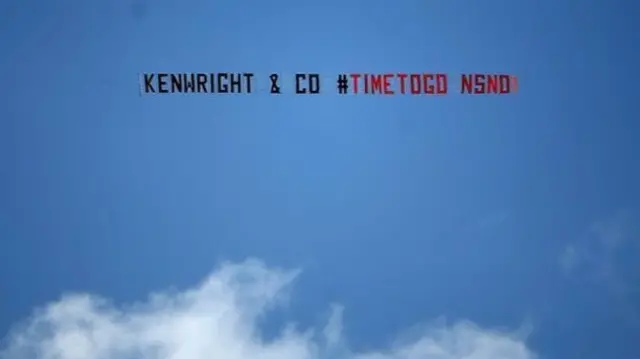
left=560, top=211, right=639, bottom=281
left=559, top=211, right=640, bottom=322
left=0, top=259, right=536, bottom=359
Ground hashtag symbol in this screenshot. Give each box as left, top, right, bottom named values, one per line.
left=336, top=74, right=348, bottom=94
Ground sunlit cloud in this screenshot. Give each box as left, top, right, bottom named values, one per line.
left=1, top=259, right=536, bottom=359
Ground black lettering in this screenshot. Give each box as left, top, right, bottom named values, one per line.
left=144, top=73, right=155, bottom=92
left=218, top=73, right=228, bottom=93
left=197, top=74, right=207, bottom=92
left=243, top=73, right=254, bottom=93
left=295, top=74, right=306, bottom=94
left=145, top=72, right=255, bottom=94
left=183, top=73, right=195, bottom=92
left=269, top=74, right=281, bottom=94
left=309, top=74, right=320, bottom=94
left=170, top=74, right=182, bottom=92
left=158, top=73, right=168, bottom=93
left=229, top=73, right=242, bottom=93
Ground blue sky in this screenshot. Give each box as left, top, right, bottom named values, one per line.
left=1, top=0, right=639, bottom=359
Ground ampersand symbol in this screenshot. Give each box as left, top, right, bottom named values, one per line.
left=269, top=74, right=281, bottom=94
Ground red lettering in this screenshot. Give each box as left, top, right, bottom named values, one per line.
left=422, top=74, right=448, bottom=94
left=383, top=74, right=393, bottom=94
left=436, top=74, right=448, bottom=94
left=461, top=74, right=473, bottom=94
left=397, top=73, right=407, bottom=94
left=473, top=74, right=485, bottom=94
left=425, top=74, right=436, bottom=94
left=364, top=74, right=370, bottom=94
left=461, top=73, right=518, bottom=94
left=487, top=75, right=499, bottom=93
left=349, top=74, right=360, bottom=94
left=370, top=74, right=383, bottom=94
left=410, top=74, right=421, bottom=94
left=499, top=74, right=510, bottom=93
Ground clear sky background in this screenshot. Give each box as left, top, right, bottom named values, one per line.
left=1, top=1, right=639, bottom=359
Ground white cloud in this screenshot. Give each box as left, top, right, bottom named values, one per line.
left=559, top=211, right=640, bottom=322
left=559, top=245, right=578, bottom=273
left=0, top=259, right=536, bottom=359
left=560, top=211, right=638, bottom=281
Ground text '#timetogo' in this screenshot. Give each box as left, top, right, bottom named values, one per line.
left=345, top=73, right=518, bottom=95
